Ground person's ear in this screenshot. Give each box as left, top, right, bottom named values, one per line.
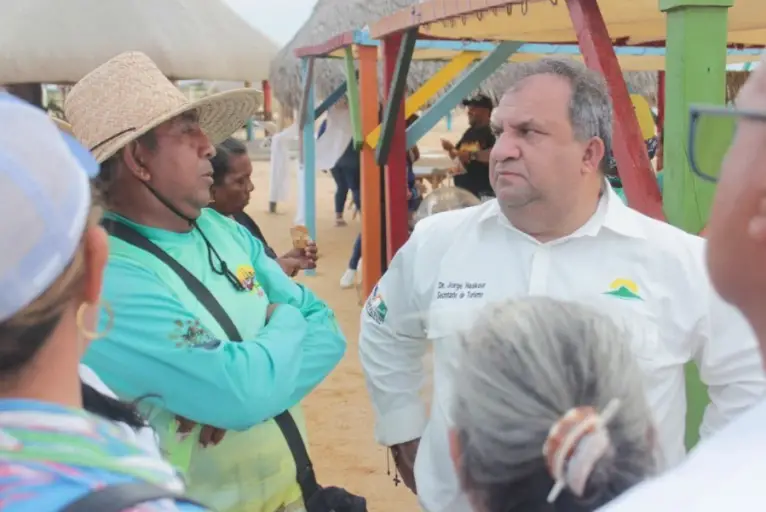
left=122, top=142, right=151, bottom=182
left=81, top=224, right=109, bottom=305
left=582, top=137, right=606, bottom=175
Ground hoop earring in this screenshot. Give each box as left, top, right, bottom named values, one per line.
left=76, top=300, right=114, bottom=340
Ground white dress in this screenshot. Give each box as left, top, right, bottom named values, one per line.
left=79, top=363, right=163, bottom=459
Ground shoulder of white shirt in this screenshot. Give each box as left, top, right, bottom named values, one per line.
left=413, top=191, right=706, bottom=255
left=600, top=398, right=766, bottom=511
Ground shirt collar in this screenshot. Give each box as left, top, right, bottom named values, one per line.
left=478, top=181, right=646, bottom=241
left=600, top=185, right=646, bottom=239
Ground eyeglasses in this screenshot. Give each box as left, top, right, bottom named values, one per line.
left=688, top=105, right=766, bottom=183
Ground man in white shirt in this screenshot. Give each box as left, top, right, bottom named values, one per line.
left=358, top=57, right=766, bottom=512
left=600, top=54, right=766, bottom=511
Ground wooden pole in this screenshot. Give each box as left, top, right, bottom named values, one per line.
left=262, top=80, right=273, bottom=121
left=566, top=0, right=665, bottom=221
left=381, top=31, right=413, bottom=262
left=359, top=45, right=383, bottom=298
left=661, top=0, right=732, bottom=233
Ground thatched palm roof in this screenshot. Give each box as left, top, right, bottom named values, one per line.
left=269, top=0, right=432, bottom=111
left=269, top=0, right=658, bottom=111
left=0, top=0, right=278, bottom=84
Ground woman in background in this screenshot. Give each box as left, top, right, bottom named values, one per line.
left=451, top=298, right=657, bottom=512
left=210, top=137, right=317, bottom=277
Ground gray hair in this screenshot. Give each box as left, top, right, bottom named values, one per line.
left=453, top=298, right=656, bottom=512
left=502, top=58, right=613, bottom=171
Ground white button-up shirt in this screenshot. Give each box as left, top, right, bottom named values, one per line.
left=359, top=189, right=766, bottom=512
left=599, top=398, right=766, bottom=511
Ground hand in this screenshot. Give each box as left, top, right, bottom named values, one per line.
left=277, top=257, right=302, bottom=277
left=457, top=150, right=471, bottom=164
left=176, top=416, right=227, bottom=448
left=265, top=303, right=278, bottom=322
left=406, top=188, right=413, bottom=200
left=282, top=241, right=318, bottom=270
left=391, top=438, right=420, bottom=494
left=440, top=138, right=454, bottom=152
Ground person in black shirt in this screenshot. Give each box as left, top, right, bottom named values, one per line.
left=209, top=138, right=317, bottom=276
left=441, top=94, right=496, bottom=199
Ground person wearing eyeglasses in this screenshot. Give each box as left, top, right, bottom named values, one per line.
left=600, top=55, right=766, bottom=512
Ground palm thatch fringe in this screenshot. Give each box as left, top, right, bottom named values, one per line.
left=269, top=0, right=659, bottom=112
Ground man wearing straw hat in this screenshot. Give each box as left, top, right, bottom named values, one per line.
left=65, top=51, right=347, bottom=512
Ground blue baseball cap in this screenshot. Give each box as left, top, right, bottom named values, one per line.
left=0, top=92, right=100, bottom=322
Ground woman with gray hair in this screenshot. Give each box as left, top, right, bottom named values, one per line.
left=450, top=298, right=657, bottom=512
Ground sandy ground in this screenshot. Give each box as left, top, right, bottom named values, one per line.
left=243, top=117, right=467, bottom=512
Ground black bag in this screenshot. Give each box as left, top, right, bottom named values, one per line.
left=62, top=481, right=205, bottom=512
left=104, top=219, right=367, bottom=512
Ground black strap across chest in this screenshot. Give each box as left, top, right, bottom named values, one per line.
left=103, top=219, right=321, bottom=504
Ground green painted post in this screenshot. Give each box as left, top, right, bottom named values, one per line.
left=344, top=47, right=363, bottom=149
left=661, top=0, right=733, bottom=451
left=661, top=0, right=732, bottom=233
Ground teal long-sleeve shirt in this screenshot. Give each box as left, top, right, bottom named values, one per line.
left=83, top=209, right=346, bottom=431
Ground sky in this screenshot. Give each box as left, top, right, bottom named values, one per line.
left=222, top=0, right=318, bottom=46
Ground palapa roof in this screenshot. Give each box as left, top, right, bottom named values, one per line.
left=269, top=0, right=661, bottom=111
left=0, top=0, right=278, bottom=84
left=371, top=0, right=766, bottom=46
left=270, top=0, right=436, bottom=111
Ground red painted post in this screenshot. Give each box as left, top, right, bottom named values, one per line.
left=565, top=0, right=665, bottom=221
left=382, top=33, right=410, bottom=262
left=262, top=80, right=273, bottom=121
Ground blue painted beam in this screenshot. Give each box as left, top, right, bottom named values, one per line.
left=245, top=118, right=254, bottom=141
left=347, top=29, right=761, bottom=57
left=406, top=41, right=523, bottom=149
left=301, top=58, right=317, bottom=277
left=376, top=28, right=418, bottom=166
left=315, top=81, right=347, bottom=118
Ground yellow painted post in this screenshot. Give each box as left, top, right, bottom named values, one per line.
left=366, top=51, right=480, bottom=148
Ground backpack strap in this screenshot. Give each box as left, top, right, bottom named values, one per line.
left=274, top=409, right=322, bottom=501
left=103, top=218, right=323, bottom=505
left=61, top=481, right=205, bottom=512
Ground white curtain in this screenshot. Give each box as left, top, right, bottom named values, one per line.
left=315, top=103, right=353, bottom=171
left=268, top=123, right=298, bottom=204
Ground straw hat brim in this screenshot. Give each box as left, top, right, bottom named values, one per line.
left=92, top=88, right=260, bottom=163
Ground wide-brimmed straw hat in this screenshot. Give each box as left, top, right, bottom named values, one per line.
left=64, top=51, right=260, bottom=163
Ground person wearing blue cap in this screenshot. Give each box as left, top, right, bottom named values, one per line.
left=64, top=52, right=352, bottom=512
left=0, top=93, right=208, bottom=510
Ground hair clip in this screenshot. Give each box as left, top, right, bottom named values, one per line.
left=543, top=398, right=621, bottom=503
